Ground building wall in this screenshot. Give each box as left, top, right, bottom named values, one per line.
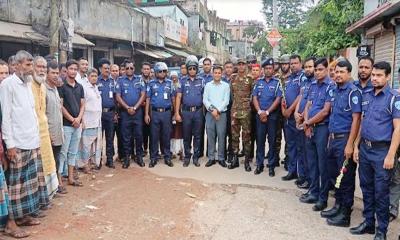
left=0, top=0, right=164, bottom=46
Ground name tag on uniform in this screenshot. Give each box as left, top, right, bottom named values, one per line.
left=155, top=92, right=158, bottom=96
left=109, top=91, right=113, bottom=98
left=164, top=92, right=168, bottom=100
left=124, top=90, right=128, bottom=94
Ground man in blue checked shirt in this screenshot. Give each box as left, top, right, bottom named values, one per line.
left=145, top=62, right=176, bottom=168
left=252, top=58, right=282, bottom=177
left=203, top=64, right=230, bottom=168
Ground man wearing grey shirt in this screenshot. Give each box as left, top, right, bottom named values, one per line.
left=45, top=61, right=67, bottom=194
left=203, top=64, right=230, bottom=168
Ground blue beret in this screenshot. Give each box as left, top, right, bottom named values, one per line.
left=261, top=58, right=274, bottom=68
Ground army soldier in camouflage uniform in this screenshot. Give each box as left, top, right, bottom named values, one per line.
left=274, top=54, right=291, bottom=168
left=228, top=58, right=254, bottom=172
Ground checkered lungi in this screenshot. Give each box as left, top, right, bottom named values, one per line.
left=7, top=148, right=49, bottom=220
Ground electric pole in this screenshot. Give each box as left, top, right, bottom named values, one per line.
left=272, top=0, right=279, bottom=58
left=49, top=0, right=60, bottom=62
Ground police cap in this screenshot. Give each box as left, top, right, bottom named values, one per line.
left=261, top=58, right=274, bottom=68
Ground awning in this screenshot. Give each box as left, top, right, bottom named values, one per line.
left=346, top=1, right=400, bottom=33
left=165, top=47, right=190, bottom=58
left=149, top=48, right=173, bottom=58
left=72, top=34, right=95, bottom=46
left=0, top=20, right=47, bottom=43
left=136, top=49, right=163, bottom=59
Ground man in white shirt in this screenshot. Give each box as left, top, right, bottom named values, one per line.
left=75, top=57, right=89, bottom=85
left=0, top=50, right=49, bottom=238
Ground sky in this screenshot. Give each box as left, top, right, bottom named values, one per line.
left=207, top=0, right=266, bottom=24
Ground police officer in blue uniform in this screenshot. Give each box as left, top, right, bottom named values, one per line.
left=175, top=56, right=204, bottom=167
left=294, top=57, right=315, bottom=189
left=300, top=58, right=333, bottom=212
left=319, top=60, right=362, bottom=227
left=97, top=59, right=116, bottom=168
left=354, top=56, right=374, bottom=94
left=252, top=58, right=282, bottom=177
left=145, top=62, right=176, bottom=168
left=115, top=61, right=146, bottom=169
left=281, top=55, right=306, bottom=181
left=350, top=62, right=400, bottom=240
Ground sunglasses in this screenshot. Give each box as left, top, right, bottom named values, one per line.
left=158, top=70, right=167, bottom=73
left=188, top=67, right=197, bottom=71
left=126, top=67, right=134, bottom=70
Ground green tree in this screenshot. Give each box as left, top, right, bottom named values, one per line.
left=262, top=0, right=311, bottom=29
left=261, top=0, right=363, bottom=58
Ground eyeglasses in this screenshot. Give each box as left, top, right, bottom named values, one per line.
left=188, top=67, right=197, bottom=71
left=126, top=67, right=134, bottom=70
left=158, top=70, right=167, bottom=73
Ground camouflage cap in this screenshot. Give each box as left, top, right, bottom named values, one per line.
left=280, top=54, right=290, bottom=64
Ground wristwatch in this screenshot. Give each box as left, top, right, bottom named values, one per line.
left=133, top=106, right=137, bottom=111
left=257, top=110, right=264, bottom=115
left=266, top=110, right=270, bottom=116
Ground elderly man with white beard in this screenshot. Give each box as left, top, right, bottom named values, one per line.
left=0, top=50, right=49, bottom=238
left=31, top=56, right=59, bottom=200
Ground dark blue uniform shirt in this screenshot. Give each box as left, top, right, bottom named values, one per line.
left=97, top=76, right=115, bottom=108
left=198, top=72, right=213, bottom=84
left=354, top=79, right=373, bottom=95
left=298, top=76, right=314, bottom=114
left=361, top=85, right=400, bottom=142
left=116, top=75, right=146, bottom=106
left=252, top=77, right=282, bottom=117
left=284, top=71, right=303, bottom=107
left=146, top=79, right=176, bottom=108
left=328, top=82, right=362, bottom=133
left=307, top=76, right=334, bottom=123
left=177, top=76, right=204, bottom=107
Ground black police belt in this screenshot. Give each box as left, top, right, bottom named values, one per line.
left=152, top=107, right=171, bottom=112
left=329, top=133, right=349, bottom=140
left=102, top=107, right=115, bottom=113
left=182, top=105, right=202, bottom=112
left=361, top=138, right=391, bottom=148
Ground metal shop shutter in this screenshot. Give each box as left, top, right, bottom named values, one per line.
left=394, top=25, right=400, bottom=90
left=374, top=30, right=395, bottom=86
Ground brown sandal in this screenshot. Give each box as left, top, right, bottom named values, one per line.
left=68, top=181, right=83, bottom=187
left=4, top=228, right=30, bottom=238
left=57, top=186, right=68, bottom=194
left=16, top=217, right=41, bottom=226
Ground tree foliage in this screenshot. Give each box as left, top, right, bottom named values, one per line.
left=262, top=0, right=310, bottom=29
left=257, top=0, right=364, bottom=58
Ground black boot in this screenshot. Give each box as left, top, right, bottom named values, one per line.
left=227, top=153, right=233, bottom=164
left=321, top=203, right=341, bottom=218
left=228, top=154, right=239, bottom=169
left=193, top=158, right=200, bottom=167
left=136, top=157, right=145, bottom=167
left=327, top=206, right=352, bottom=227
left=122, top=158, right=130, bottom=169
left=183, top=158, right=190, bottom=167
left=244, top=157, right=252, bottom=172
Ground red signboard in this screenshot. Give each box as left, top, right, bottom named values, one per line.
left=267, top=28, right=282, bottom=48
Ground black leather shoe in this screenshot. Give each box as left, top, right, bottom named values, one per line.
left=227, top=154, right=233, bottom=164
left=228, top=155, right=239, bottom=169
left=299, top=194, right=318, bottom=204
left=183, top=159, right=190, bottom=167
left=350, top=221, right=375, bottom=235
left=282, top=172, right=297, bottom=181
left=205, top=160, right=216, bottom=167
left=165, top=159, right=174, bottom=167
left=106, top=162, right=116, bottom=169
left=327, top=206, right=352, bottom=227
left=313, top=201, right=327, bottom=211
left=374, top=231, right=386, bottom=240
left=254, top=166, right=264, bottom=175
left=149, top=160, right=157, bottom=168
left=244, top=158, right=252, bottom=172
left=297, top=181, right=310, bottom=189
left=136, top=158, right=145, bottom=167
left=122, top=162, right=130, bottom=169
left=269, top=168, right=275, bottom=177
left=295, top=177, right=305, bottom=185
left=321, top=203, right=341, bottom=218
left=219, top=160, right=227, bottom=168
left=193, top=159, right=200, bottom=167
